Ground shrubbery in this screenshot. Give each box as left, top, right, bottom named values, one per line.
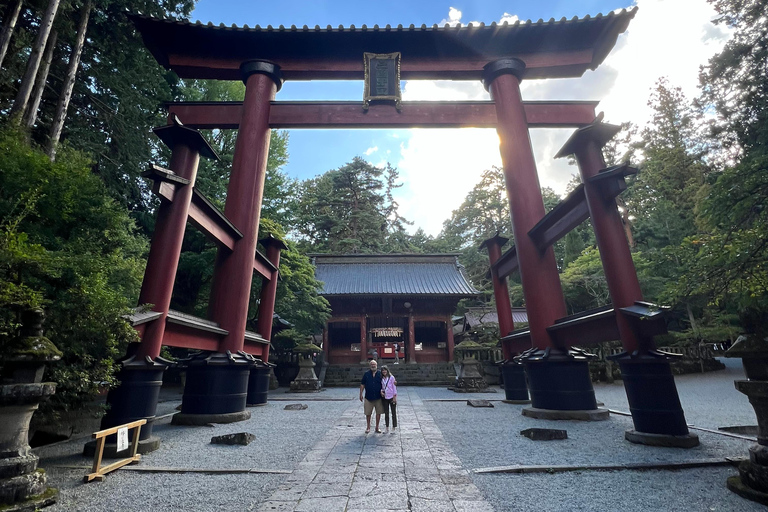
left=0, top=129, right=146, bottom=413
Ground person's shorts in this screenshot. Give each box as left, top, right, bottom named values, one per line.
left=364, top=399, right=383, bottom=415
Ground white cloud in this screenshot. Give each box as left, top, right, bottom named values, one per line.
left=390, top=0, right=732, bottom=236
left=439, top=7, right=462, bottom=27
left=364, top=145, right=378, bottom=155
left=500, top=12, right=519, bottom=24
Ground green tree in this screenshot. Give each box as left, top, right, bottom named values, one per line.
left=295, top=157, right=410, bottom=254
left=625, top=79, right=710, bottom=251
left=664, top=1, right=768, bottom=337
left=0, top=128, right=146, bottom=410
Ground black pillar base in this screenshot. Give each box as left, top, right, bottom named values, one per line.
left=246, top=360, right=274, bottom=407
left=611, top=350, right=698, bottom=446
left=92, top=350, right=169, bottom=455
left=500, top=361, right=530, bottom=403
left=519, top=347, right=601, bottom=413
left=172, top=351, right=252, bottom=425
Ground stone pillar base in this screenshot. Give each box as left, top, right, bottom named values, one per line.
left=612, top=350, right=693, bottom=440
left=500, top=362, right=529, bottom=402
left=520, top=347, right=599, bottom=411
left=178, top=352, right=252, bottom=417
left=624, top=429, right=699, bottom=448
left=246, top=362, right=272, bottom=406
left=98, top=353, right=169, bottom=450
left=522, top=406, right=609, bottom=421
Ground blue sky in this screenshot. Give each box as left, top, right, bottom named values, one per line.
left=190, top=0, right=731, bottom=236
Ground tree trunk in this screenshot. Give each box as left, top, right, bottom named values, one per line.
left=23, top=29, right=56, bottom=129
left=47, top=0, right=90, bottom=160
left=0, top=0, right=23, bottom=69
left=8, top=0, right=60, bottom=123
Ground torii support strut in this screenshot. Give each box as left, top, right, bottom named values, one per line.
left=556, top=121, right=698, bottom=447
left=479, top=234, right=529, bottom=403
left=90, top=123, right=219, bottom=456
left=482, top=58, right=605, bottom=420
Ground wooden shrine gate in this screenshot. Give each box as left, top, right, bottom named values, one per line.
left=97, top=6, right=698, bottom=454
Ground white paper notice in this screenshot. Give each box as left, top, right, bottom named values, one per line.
left=116, top=427, right=129, bottom=452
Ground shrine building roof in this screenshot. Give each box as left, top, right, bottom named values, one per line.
left=312, top=254, right=480, bottom=297
left=130, top=8, right=637, bottom=81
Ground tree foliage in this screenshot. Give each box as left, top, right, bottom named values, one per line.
left=294, top=157, right=411, bottom=254
left=0, top=128, right=145, bottom=409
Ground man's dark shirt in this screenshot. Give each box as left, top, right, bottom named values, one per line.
left=361, top=370, right=382, bottom=401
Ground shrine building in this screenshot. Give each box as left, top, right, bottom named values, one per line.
left=313, top=254, right=479, bottom=365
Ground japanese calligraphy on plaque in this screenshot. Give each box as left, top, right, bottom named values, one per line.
left=363, top=52, right=402, bottom=111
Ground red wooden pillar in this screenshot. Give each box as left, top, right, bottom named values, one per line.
left=557, top=122, right=696, bottom=445
left=322, top=326, right=329, bottom=361
left=96, top=124, right=218, bottom=453
left=255, top=234, right=288, bottom=362
left=137, top=125, right=217, bottom=360
left=446, top=315, right=455, bottom=362
left=359, top=316, right=368, bottom=364
left=483, top=59, right=601, bottom=417
left=208, top=61, right=282, bottom=353
left=482, top=60, right=566, bottom=350
left=407, top=314, right=416, bottom=364
left=557, top=124, right=648, bottom=353
left=175, top=61, right=282, bottom=426
left=480, top=234, right=515, bottom=359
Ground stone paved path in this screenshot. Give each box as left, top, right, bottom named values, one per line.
left=256, top=388, right=494, bottom=512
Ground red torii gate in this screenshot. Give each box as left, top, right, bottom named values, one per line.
left=98, top=6, right=696, bottom=454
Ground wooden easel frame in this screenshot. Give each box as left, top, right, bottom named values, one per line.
left=84, top=419, right=146, bottom=483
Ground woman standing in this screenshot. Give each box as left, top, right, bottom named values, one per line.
left=380, top=365, right=398, bottom=433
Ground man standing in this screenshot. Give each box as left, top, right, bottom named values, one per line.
left=359, top=359, right=383, bottom=434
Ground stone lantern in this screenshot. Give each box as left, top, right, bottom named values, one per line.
left=0, top=309, right=61, bottom=510
left=726, top=333, right=768, bottom=505
left=452, top=340, right=491, bottom=392
left=290, top=343, right=322, bottom=392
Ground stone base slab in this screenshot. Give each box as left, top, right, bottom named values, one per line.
left=522, top=407, right=609, bottom=421
left=0, top=455, right=38, bottom=479
left=171, top=410, right=251, bottom=426
left=624, top=429, right=700, bottom=448
left=83, top=436, right=161, bottom=458
left=502, top=399, right=531, bottom=405
left=0, top=469, right=47, bottom=506
left=727, top=475, right=768, bottom=506
left=1, top=487, right=57, bottom=512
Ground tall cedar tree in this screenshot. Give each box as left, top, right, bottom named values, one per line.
left=669, top=0, right=768, bottom=336
left=295, top=157, right=410, bottom=254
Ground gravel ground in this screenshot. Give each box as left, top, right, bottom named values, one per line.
left=38, top=388, right=354, bottom=511
left=32, top=359, right=762, bottom=511
left=420, top=357, right=762, bottom=512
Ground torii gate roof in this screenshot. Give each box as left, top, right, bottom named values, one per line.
left=131, top=8, right=636, bottom=81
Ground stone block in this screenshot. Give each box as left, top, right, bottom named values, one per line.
left=520, top=428, right=568, bottom=441
left=284, top=404, right=308, bottom=410
left=466, top=400, right=494, bottom=408
left=210, top=432, right=255, bottom=446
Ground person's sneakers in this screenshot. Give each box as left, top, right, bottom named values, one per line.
left=375, top=429, right=382, bottom=433
left=391, top=427, right=396, bottom=433
left=384, top=427, right=389, bottom=433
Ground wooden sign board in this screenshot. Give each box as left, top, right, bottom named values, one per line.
left=363, top=52, right=402, bottom=111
